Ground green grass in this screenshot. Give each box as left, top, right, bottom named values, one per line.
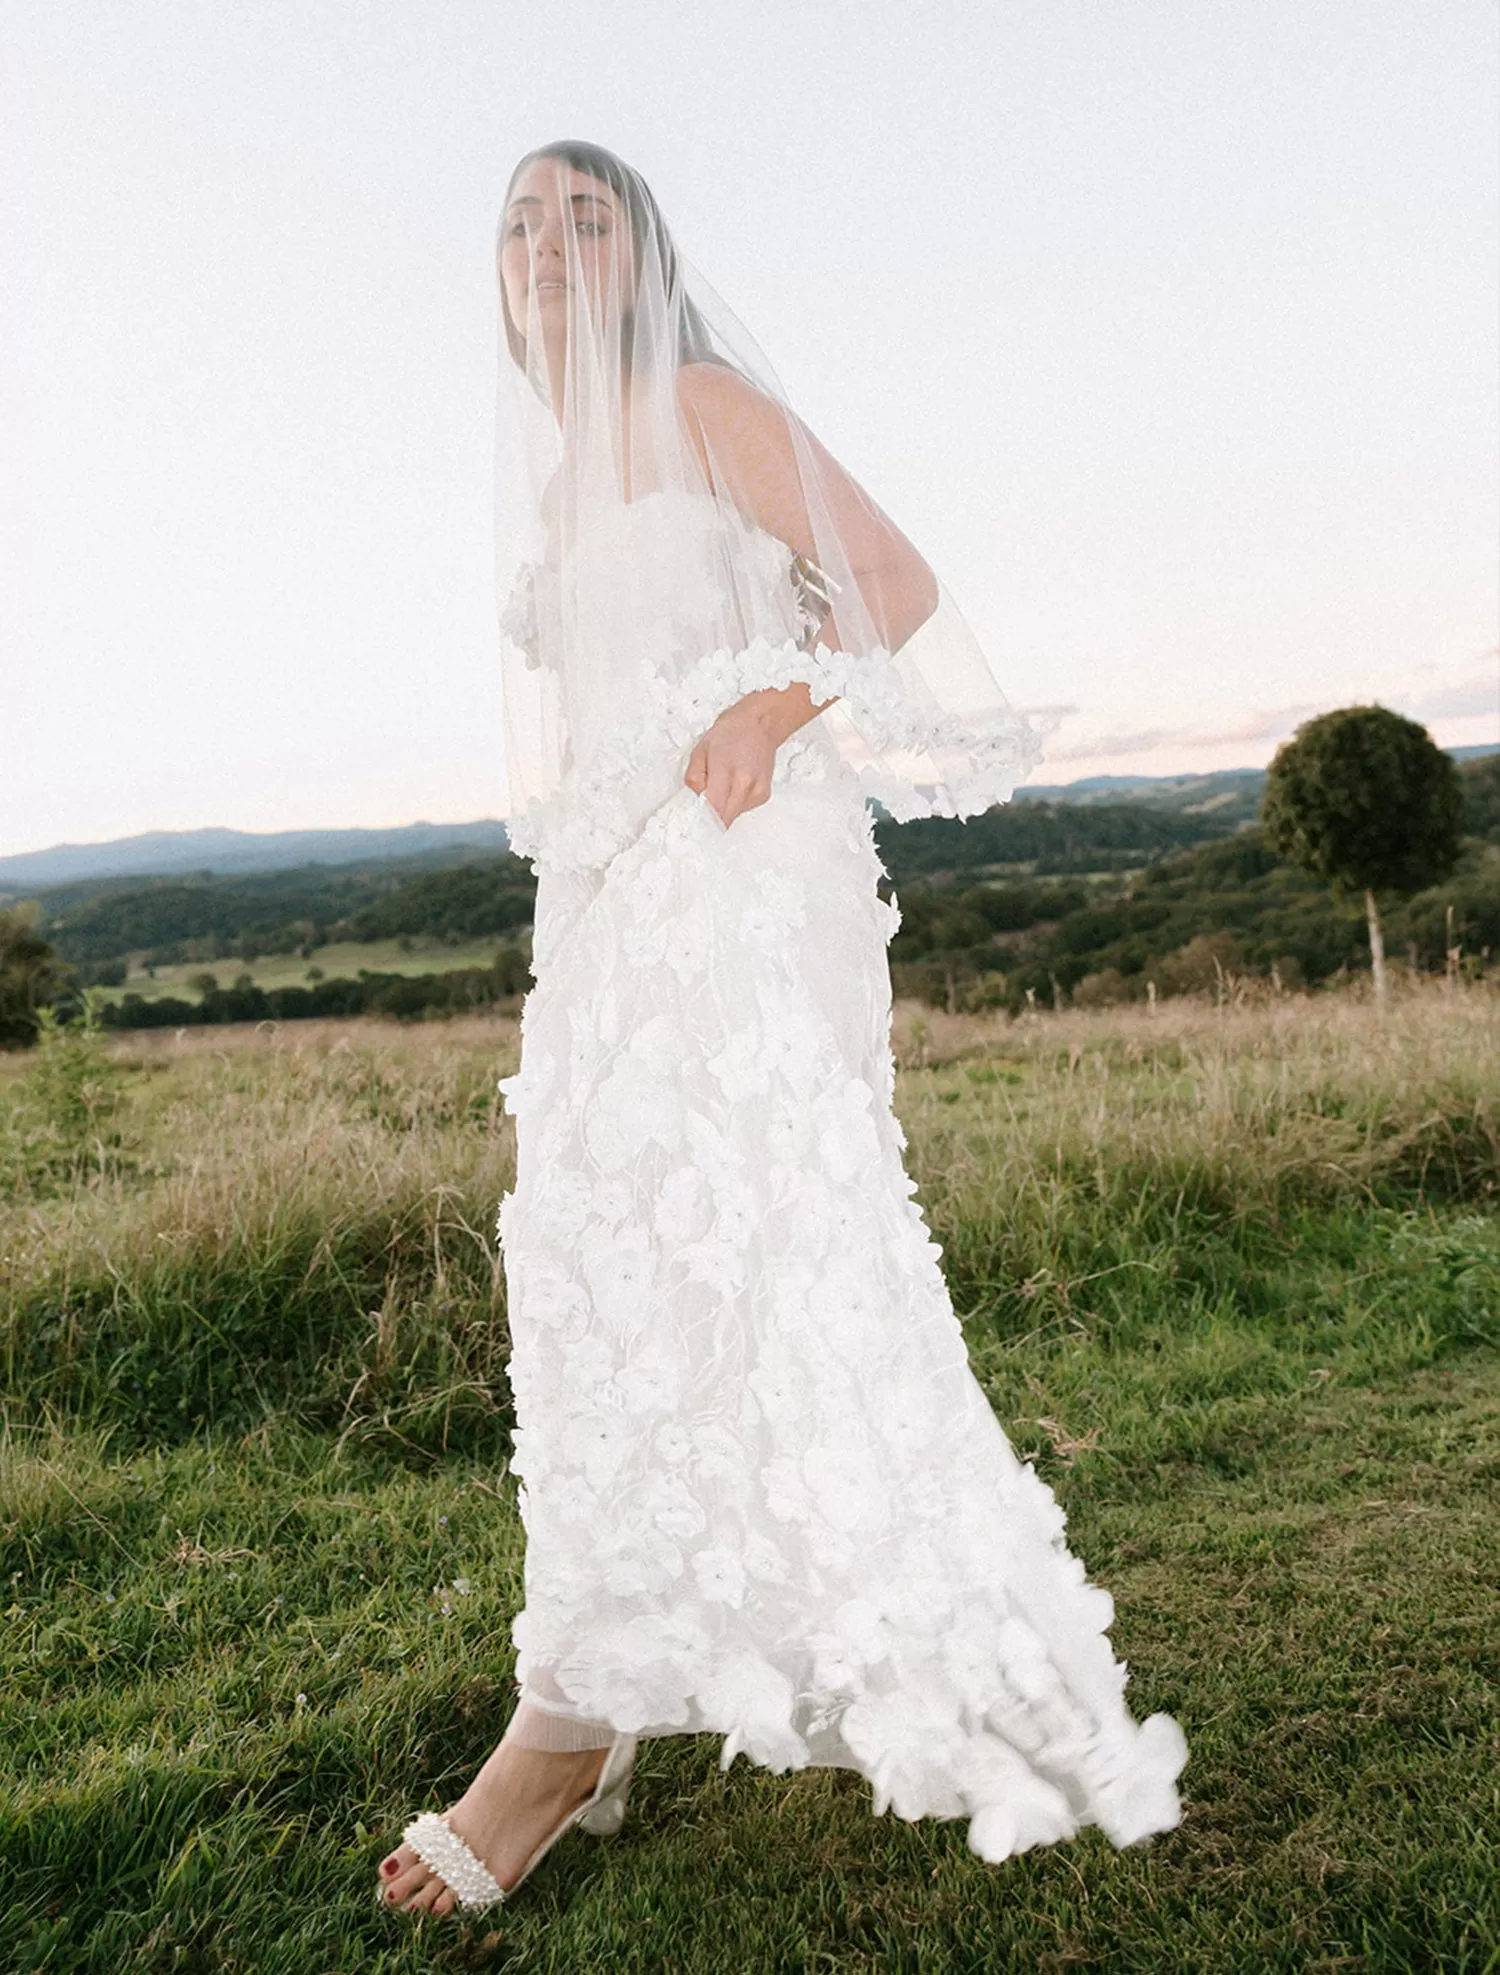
left=1, top=992, right=1497, bottom=1972
left=101, top=938, right=513, bottom=1005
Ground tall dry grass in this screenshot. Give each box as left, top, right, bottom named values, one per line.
left=1, top=985, right=1496, bottom=1449
left=0, top=1018, right=522, bottom=1448
left=897, top=981, right=1500, bottom=1228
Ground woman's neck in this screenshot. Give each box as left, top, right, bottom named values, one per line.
left=549, top=365, right=649, bottom=502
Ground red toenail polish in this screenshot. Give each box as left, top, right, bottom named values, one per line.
left=382, top=1858, right=397, bottom=1875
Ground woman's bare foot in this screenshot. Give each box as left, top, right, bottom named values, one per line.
left=378, top=1736, right=610, bottom=1916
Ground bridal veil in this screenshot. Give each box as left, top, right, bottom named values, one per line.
left=492, top=141, right=1043, bottom=864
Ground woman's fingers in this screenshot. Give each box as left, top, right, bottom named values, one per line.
left=707, top=764, right=771, bottom=828
left=691, top=719, right=774, bottom=828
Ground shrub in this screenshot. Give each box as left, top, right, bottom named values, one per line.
left=0, top=907, right=70, bottom=1049
left=1071, top=967, right=1133, bottom=1009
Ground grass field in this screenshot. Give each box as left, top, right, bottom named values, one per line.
left=1, top=988, right=1497, bottom=1973
left=101, top=938, right=514, bottom=1004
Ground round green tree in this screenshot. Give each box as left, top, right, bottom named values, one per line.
left=1261, top=705, right=1466, bottom=1002
left=0, top=906, right=70, bottom=1047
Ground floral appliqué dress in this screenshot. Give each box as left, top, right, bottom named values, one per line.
left=495, top=490, right=1187, bottom=1864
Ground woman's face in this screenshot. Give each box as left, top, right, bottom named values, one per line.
left=500, top=158, right=634, bottom=350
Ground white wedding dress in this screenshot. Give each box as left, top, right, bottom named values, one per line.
left=495, top=491, right=1186, bottom=1864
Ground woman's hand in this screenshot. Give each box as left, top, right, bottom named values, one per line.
left=684, top=698, right=778, bottom=828
left=685, top=681, right=833, bottom=827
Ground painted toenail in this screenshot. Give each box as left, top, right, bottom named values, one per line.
left=382, top=1858, right=398, bottom=1875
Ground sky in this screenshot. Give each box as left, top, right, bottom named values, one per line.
left=2, top=0, right=1497, bottom=855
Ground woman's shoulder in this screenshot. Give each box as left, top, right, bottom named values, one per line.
left=674, top=362, right=799, bottom=498
left=675, top=361, right=787, bottom=443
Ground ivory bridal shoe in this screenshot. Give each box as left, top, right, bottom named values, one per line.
left=387, top=1732, right=638, bottom=1914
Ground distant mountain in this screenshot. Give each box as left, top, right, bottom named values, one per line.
left=1013, top=745, right=1498, bottom=827
left=1014, top=768, right=1269, bottom=824
left=4, top=746, right=1494, bottom=892
left=0, top=820, right=511, bottom=892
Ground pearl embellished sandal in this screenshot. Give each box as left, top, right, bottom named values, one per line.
left=391, top=1733, right=638, bottom=1913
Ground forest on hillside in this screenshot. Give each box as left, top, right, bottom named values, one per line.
left=27, top=799, right=1234, bottom=979
left=10, top=754, right=1499, bottom=1025
left=889, top=831, right=1500, bottom=1011
left=886, top=755, right=1500, bottom=1010
left=30, top=854, right=540, bottom=978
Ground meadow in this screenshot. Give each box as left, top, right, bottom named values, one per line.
left=98, top=937, right=513, bottom=1005
left=1, top=986, right=1496, bottom=1973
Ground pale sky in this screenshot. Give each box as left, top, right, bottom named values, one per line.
left=2, top=0, right=1496, bottom=856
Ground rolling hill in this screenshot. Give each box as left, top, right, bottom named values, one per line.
left=5, top=752, right=1497, bottom=1025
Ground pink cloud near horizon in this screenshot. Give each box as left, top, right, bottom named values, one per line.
left=1027, top=654, right=1500, bottom=783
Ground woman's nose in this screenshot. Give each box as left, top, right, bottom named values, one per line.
left=532, top=244, right=565, bottom=285
left=531, top=220, right=566, bottom=262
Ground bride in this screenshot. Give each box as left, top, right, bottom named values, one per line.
left=378, top=140, right=1187, bottom=1918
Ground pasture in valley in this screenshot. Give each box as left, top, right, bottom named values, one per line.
left=103, top=938, right=514, bottom=1006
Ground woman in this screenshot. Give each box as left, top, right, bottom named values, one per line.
left=379, top=141, right=1186, bottom=1918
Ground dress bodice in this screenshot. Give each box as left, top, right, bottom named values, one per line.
left=498, top=489, right=841, bottom=869
left=500, top=488, right=819, bottom=694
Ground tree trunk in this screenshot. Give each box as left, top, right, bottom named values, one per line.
left=1365, top=888, right=1388, bottom=1006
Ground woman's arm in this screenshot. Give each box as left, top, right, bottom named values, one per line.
left=676, top=362, right=938, bottom=827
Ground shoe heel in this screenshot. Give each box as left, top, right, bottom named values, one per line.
left=578, top=1783, right=629, bottom=1836
left=578, top=1736, right=637, bottom=1837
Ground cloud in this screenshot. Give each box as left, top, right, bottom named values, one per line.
left=1041, top=703, right=1321, bottom=764
left=1394, top=663, right=1499, bottom=723
left=1037, top=650, right=1499, bottom=767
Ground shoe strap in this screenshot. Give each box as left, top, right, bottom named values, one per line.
left=402, top=1812, right=505, bottom=1910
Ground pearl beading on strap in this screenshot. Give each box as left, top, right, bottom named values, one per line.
left=402, top=1813, right=506, bottom=1910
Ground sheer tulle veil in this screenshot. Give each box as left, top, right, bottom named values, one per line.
left=482, top=146, right=1190, bottom=1854
left=492, top=141, right=1043, bottom=863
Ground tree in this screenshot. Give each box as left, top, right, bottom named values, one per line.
left=0, top=906, right=71, bottom=1048
left=1460, top=751, right=1500, bottom=843
left=1261, top=706, right=1465, bottom=1004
